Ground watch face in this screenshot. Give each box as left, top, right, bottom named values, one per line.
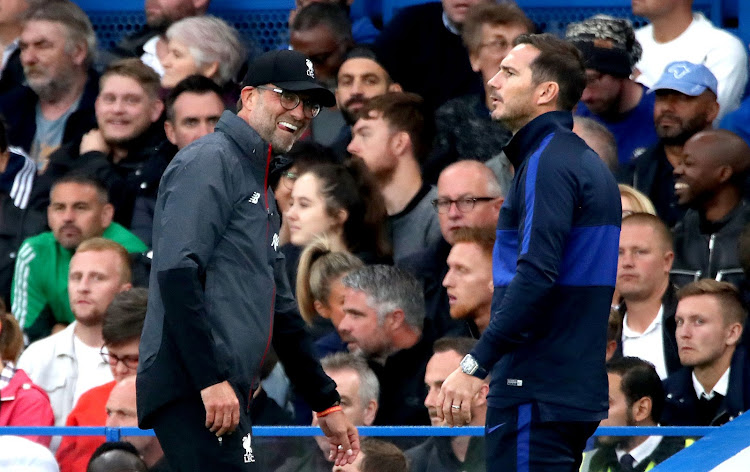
left=461, top=355, right=477, bottom=374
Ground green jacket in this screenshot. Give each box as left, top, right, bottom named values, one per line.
left=11, top=223, right=146, bottom=335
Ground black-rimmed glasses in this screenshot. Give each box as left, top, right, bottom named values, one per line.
left=431, top=196, right=498, bottom=214
left=100, top=347, right=139, bottom=370
left=256, top=86, right=322, bottom=118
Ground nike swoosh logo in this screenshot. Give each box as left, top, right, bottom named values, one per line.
left=487, top=422, right=506, bottom=434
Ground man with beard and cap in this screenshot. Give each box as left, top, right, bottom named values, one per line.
left=670, top=129, right=750, bottom=290
left=111, top=0, right=210, bottom=76
left=581, top=357, right=684, bottom=472
left=137, top=49, right=359, bottom=472
left=630, top=61, right=719, bottom=227
left=330, top=47, right=401, bottom=158
left=566, top=15, right=658, bottom=171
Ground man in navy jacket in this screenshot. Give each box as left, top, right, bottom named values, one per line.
left=438, top=34, right=621, bottom=471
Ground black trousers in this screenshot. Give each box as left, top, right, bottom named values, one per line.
left=150, top=387, right=260, bottom=472
left=485, top=403, right=599, bottom=472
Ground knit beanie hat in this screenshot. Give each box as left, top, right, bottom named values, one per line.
left=565, top=15, right=642, bottom=78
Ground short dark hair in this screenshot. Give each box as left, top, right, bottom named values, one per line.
left=606, top=356, right=664, bottom=423
left=433, top=337, right=478, bottom=357
left=101, top=58, right=162, bottom=99
left=607, top=308, right=622, bottom=343
left=514, top=33, right=586, bottom=111
left=359, top=438, right=408, bottom=472
left=291, top=2, right=353, bottom=45
left=165, top=74, right=224, bottom=122
left=102, top=288, right=147, bottom=346
left=341, top=46, right=392, bottom=81
left=677, top=279, right=748, bottom=326
left=87, top=442, right=147, bottom=472
left=357, top=92, right=435, bottom=162
left=50, top=172, right=109, bottom=204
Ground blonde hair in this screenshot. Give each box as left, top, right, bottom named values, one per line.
left=619, top=184, right=656, bottom=215
left=296, top=235, right=363, bottom=324
left=75, top=238, right=132, bottom=284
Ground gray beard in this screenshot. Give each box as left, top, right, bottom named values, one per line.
left=29, top=75, right=75, bottom=103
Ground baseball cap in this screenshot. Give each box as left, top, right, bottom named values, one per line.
left=243, top=49, right=336, bottom=107
left=649, top=61, right=718, bottom=97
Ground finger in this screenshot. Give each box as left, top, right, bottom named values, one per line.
left=229, top=403, right=240, bottom=433
left=436, top=389, right=446, bottom=421
left=460, top=400, right=472, bottom=425
left=345, top=428, right=360, bottom=464
left=217, top=410, right=232, bottom=437
left=205, top=405, right=216, bottom=429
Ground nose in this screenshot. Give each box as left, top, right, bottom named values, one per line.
left=337, top=315, right=352, bottom=336
left=619, top=251, right=634, bottom=268
left=424, top=387, right=437, bottom=409
left=447, top=202, right=462, bottom=219
left=289, top=101, right=306, bottom=120
left=442, top=269, right=454, bottom=288
left=114, top=360, right=131, bottom=378
left=487, top=69, right=503, bottom=90
left=285, top=204, right=298, bottom=221
left=198, top=120, right=214, bottom=137
left=346, top=137, right=360, bottom=155
left=581, top=87, right=593, bottom=102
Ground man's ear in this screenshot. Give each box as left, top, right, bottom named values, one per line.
left=164, top=121, right=176, bottom=146
left=536, top=81, right=559, bottom=107
left=387, top=309, right=405, bottom=330
left=390, top=130, right=411, bottom=157
left=150, top=99, right=165, bottom=124
left=363, top=399, right=378, bottom=426
left=388, top=82, right=403, bottom=92
left=100, top=203, right=114, bottom=229
left=631, top=396, right=653, bottom=424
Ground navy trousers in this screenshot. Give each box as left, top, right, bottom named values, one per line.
left=485, top=403, right=599, bottom=472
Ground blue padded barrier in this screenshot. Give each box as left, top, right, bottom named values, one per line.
left=0, top=425, right=720, bottom=438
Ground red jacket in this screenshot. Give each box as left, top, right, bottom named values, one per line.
left=55, top=380, right=116, bottom=472
left=0, top=367, right=54, bottom=446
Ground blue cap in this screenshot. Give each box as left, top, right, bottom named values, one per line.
left=649, top=61, right=718, bottom=96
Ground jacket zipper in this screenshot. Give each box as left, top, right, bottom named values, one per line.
left=707, top=233, right=716, bottom=279
left=248, top=144, right=276, bottom=412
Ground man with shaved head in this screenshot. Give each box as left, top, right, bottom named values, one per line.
left=671, top=129, right=750, bottom=289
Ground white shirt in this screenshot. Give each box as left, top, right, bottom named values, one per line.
left=616, top=434, right=663, bottom=468
left=0, top=436, right=59, bottom=472
left=635, top=13, right=748, bottom=119
left=692, top=367, right=730, bottom=400
left=622, top=305, right=668, bottom=379
left=73, top=337, right=106, bottom=404
left=140, top=35, right=165, bottom=77
left=17, top=323, right=113, bottom=451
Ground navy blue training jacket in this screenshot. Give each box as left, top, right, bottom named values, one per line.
left=471, top=111, right=621, bottom=422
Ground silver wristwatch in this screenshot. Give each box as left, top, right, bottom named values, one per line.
left=460, top=354, right=487, bottom=378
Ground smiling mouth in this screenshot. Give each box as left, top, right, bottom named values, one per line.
left=278, top=121, right=299, bottom=133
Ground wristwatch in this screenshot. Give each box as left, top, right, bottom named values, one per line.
left=460, top=354, right=488, bottom=379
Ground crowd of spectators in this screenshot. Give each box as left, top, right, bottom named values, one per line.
left=0, top=0, right=749, bottom=470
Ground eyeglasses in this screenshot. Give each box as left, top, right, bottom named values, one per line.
left=478, top=39, right=511, bottom=54
left=256, top=86, right=321, bottom=118
left=281, top=170, right=299, bottom=190
left=431, top=196, right=498, bottom=214
left=100, top=347, right=139, bottom=370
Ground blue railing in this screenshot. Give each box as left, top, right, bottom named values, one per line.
left=0, top=425, right=719, bottom=441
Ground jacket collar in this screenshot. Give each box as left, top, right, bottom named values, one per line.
left=214, top=110, right=270, bottom=185
left=503, top=111, right=573, bottom=168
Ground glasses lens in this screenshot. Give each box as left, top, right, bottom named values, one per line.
left=279, top=91, right=300, bottom=111
left=456, top=198, right=475, bottom=212
left=282, top=171, right=298, bottom=189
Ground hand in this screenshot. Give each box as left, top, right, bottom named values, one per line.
left=437, top=367, right=484, bottom=426
left=317, top=409, right=360, bottom=466
left=200, top=381, right=240, bottom=437
left=80, top=129, right=109, bottom=155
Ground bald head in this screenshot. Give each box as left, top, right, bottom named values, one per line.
left=686, top=130, right=750, bottom=173
left=674, top=129, right=750, bottom=209
left=87, top=448, right=147, bottom=472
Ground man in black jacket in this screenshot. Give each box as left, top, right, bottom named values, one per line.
left=137, top=49, right=359, bottom=471
left=32, top=58, right=174, bottom=228
left=662, top=280, right=749, bottom=426
left=616, top=213, right=681, bottom=379
left=671, top=129, right=750, bottom=289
